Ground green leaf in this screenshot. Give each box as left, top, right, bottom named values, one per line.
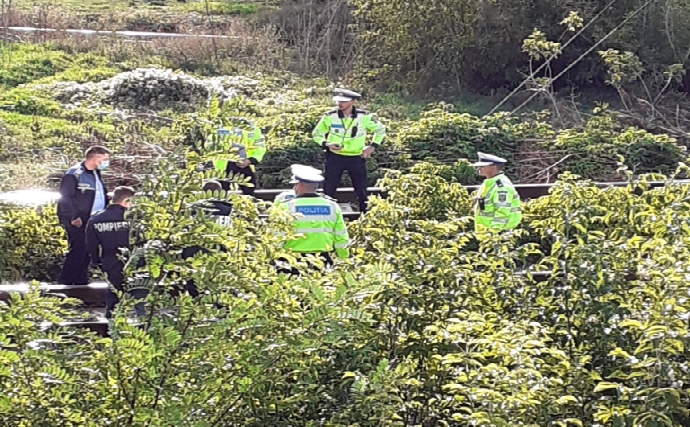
left=594, top=382, right=620, bottom=393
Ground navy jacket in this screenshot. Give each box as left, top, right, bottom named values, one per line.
left=189, top=199, right=233, bottom=224
left=182, top=199, right=233, bottom=259
left=206, top=199, right=233, bottom=226
left=86, top=205, right=130, bottom=267
left=57, top=162, right=109, bottom=223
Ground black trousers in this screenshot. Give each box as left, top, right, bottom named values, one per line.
left=220, top=163, right=256, bottom=196
left=180, top=246, right=207, bottom=298
left=276, top=252, right=334, bottom=276
left=180, top=244, right=229, bottom=299
left=59, top=221, right=90, bottom=285
left=103, top=260, right=124, bottom=318
left=324, top=152, right=368, bottom=213
left=102, top=259, right=147, bottom=319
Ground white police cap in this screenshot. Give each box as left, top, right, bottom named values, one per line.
left=472, top=152, right=508, bottom=167
left=289, top=164, right=324, bottom=184
left=332, top=88, right=362, bottom=102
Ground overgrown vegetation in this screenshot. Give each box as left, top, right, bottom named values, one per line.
left=5, top=0, right=690, bottom=96
left=0, top=39, right=687, bottom=193
left=6, top=0, right=270, bottom=33
left=2, top=2, right=690, bottom=423
left=2, top=149, right=690, bottom=425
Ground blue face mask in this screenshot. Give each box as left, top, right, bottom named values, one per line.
left=98, top=160, right=109, bottom=170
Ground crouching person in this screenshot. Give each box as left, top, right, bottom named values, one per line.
left=86, top=186, right=147, bottom=318
left=181, top=180, right=234, bottom=298
left=274, top=164, right=349, bottom=276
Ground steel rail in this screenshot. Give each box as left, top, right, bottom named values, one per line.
left=2, top=179, right=687, bottom=334
left=2, top=180, right=687, bottom=206
left=1, top=270, right=555, bottom=335
left=2, top=26, right=244, bottom=40
left=251, top=180, right=690, bottom=203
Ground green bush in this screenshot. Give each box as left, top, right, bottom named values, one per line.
left=398, top=110, right=514, bottom=161
left=395, top=108, right=551, bottom=183
left=0, top=43, right=72, bottom=88
left=1, top=149, right=690, bottom=425
left=256, top=107, right=327, bottom=187
left=0, top=110, right=115, bottom=156
left=348, top=0, right=690, bottom=94
left=2, top=94, right=687, bottom=194
left=1, top=46, right=685, bottom=190
left=552, top=114, right=686, bottom=178
left=0, top=88, right=62, bottom=117
left=392, top=108, right=686, bottom=183
left=181, top=0, right=259, bottom=16
left=0, top=203, right=65, bottom=282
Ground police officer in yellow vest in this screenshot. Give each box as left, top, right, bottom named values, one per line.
left=313, top=88, right=386, bottom=213
left=276, top=164, right=350, bottom=271
left=472, top=152, right=522, bottom=234
left=206, top=117, right=266, bottom=195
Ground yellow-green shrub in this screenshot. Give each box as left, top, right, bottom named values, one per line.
left=552, top=114, right=686, bottom=178
left=0, top=204, right=65, bottom=282
left=2, top=150, right=690, bottom=425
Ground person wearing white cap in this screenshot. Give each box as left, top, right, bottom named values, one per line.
left=472, top=152, right=522, bottom=234
left=274, top=164, right=350, bottom=270
left=273, top=165, right=326, bottom=206
left=312, top=87, right=386, bottom=213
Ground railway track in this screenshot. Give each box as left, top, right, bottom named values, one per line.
left=1, top=270, right=555, bottom=336
left=2, top=26, right=243, bottom=40
left=253, top=179, right=687, bottom=206
left=2, top=180, right=686, bottom=221
left=2, top=179, right=684, bottom=205
left=1, top=179, right=687, bottom=335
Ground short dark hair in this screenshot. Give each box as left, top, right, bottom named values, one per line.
left=85, top=146, right=111, bottom=159
left=112, top=186, right=135, bottom=204
left=202, top=180, right=223, bottom=192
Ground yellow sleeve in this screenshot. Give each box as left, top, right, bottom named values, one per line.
left=364, top=114, right=386, bottom=146
left=313, top=114, right=331, bottom=147
left=332, top=205, right=350, bottom=259
left=246, top=126, right=266, bottom=163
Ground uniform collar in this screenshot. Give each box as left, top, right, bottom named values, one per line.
left=296, top=193, right=320, bottom=198
left=337, top=106, right=358, bottom=119
left=197, top=198, right=233, bottom=207
left=484, top=172, right=504, bottom=184
left=80, top=160, right=99, bottom=173
left=107, top=204, right=126, bottom=210
left=210, top=199, right=233, bottom=207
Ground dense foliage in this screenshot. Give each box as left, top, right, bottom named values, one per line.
left=1, top=148, right=690, bottom=425
left=2, top=2, right=690, bottom=425
left=178, top=99, right=688, bottom=187
left=1, top=41, right=687, bottom=193
left=6, top=0, right=690, bottom=99
left=347, top=0, right=690, bottom=94
left=0, top=203, right=65, bottom=282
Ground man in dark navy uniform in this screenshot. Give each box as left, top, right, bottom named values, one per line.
left=57, top=145, right=111, bottom=285
left=181, top=180, right=233, bottom=297
left=86, top=186, right=142, bottom=318
left=198, top=180, right=234, bottom=227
